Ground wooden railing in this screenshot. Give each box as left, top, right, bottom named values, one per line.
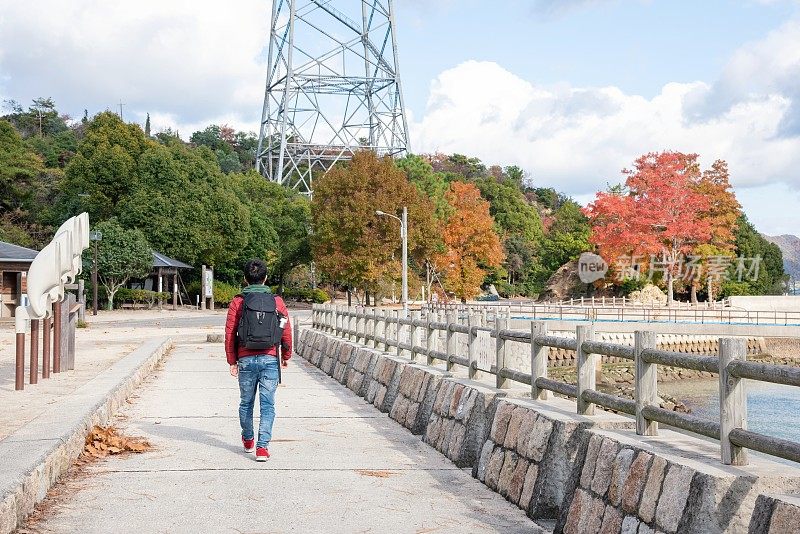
left=311, top=304, right=800, bottom=466
left=423, top=301, right=800, bottom=326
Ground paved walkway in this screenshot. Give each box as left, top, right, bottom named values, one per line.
left=22, top=338, right=541, bottom=533
left=0, top=310, right=227, bottom=441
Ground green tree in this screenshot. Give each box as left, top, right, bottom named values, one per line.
left=145, top=113, right=151, bottom=137
left=93, top=219, right=152, bottom=309
left=229, top=172, right=312, bottom=287
left=118, top=142, right=250, bottom=275
left=729, top=214, right=786, bottom=295
left=59, top=112, right=150, bottom=222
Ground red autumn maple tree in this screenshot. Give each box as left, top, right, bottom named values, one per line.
left=434, top=181, right=504, bottom=302
left=585, top=151, right=712, bottom=305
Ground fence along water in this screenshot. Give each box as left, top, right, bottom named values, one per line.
left=311, top=304, right=800, bottom=466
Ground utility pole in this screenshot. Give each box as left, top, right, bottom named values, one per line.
left=118, top=100, right=125, bottom=120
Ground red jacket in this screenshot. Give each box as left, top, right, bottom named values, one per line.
left=225, top=294, right=292, bottom=366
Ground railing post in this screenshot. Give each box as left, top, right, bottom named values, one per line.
left=720, top=337, right=748, bottom=465
left=446, top=311, right=457, bottom=371
left=395, top=309, right=403, bottom=357
left=370, top=308, right=378, bottom=348
left=410, top=311, right=421, bottom=362
left=349, top=307, right=356, bottom=341
left=468, top=314, right=480, bottom=379
left=30, top=319, right=39, bottom=385
left=495, top=316, right=509, bottom=389
left=634, top=330, right=658, bottom=435
left=576, top=325, right=596, bottom=415
left=426, top=312, right=437, bottom=366
left=531, top=321, right=548, bottom=400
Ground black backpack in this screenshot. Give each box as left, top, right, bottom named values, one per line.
left=236, top=293, right=284, bottom=350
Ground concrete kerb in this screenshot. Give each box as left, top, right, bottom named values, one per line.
left=0, top=337, right=173, bottom=534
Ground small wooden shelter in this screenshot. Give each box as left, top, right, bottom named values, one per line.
left=0, top=241, right=38, bottom=318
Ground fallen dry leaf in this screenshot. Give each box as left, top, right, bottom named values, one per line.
left=83, top=425, right=152, bottom=459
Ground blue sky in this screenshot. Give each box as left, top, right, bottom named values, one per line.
left=1, top=0, right=799, bottom=235
left=397, top=0, right=795, bottom=117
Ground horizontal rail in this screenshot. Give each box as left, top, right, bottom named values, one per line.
left=450, top=323, right=469, bottom=335
left=581, top=389, right=636, bottom=415
left=498, top=329, right=532, bottom=343
left=534, top=335, right=578, bottom=351
left=581, top=340, right=634, bottom=360
left=727, top=360, right=800, bottom=387
left=728, top=428, right=800, bottom=464
left=535, top=377, right=578, bottom=398
left=498, top=368, right=532, bottom=386
left=641, top=348, right=718, bottom=373
left=641, top=405, right=721, bottom=439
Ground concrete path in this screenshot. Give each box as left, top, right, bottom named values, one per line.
left=0, top=309, right=232, bottom=441
left=23, top=338, right=542, bottom=534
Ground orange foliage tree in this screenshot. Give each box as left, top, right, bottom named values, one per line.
left=585, top=152, right=714, bottom=305
left=434, top=182, right=504, bottom=302
left=311, top=151, right=438, bottom=302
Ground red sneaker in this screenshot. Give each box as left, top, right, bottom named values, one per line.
left=256, top=447, right=270, bottom=461
left=242, top=436, right=255, bottom=453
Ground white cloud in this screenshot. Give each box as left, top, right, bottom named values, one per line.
left=684, top=19, right=800, bottom=137
left=0, top=0, right=270, bottom=129
left=411, top=59, right=800, bottom=205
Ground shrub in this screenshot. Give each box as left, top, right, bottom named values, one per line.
left=186, top=280, right=242, bottom=307
left=279, top=287, right=330, bottom=303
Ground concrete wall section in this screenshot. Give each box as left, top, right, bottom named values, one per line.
left=728, top=296, right=800, bottom=312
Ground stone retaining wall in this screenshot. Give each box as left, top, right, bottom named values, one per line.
left=297, top=328, right=800, bottom=533
left=749, top=494, right=800, bottom=533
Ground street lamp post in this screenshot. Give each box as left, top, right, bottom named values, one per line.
left=89, top=230, right=102, bottom=315
left=376, top=207, right=409, bottom=317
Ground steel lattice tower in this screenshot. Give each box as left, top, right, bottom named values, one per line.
left=256, top=0, right=410, bottom=194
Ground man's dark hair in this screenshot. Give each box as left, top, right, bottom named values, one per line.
left=244, top=259, right=268, bottom=285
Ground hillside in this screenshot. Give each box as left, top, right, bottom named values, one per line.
left=763, top=234, right=800, bottom=280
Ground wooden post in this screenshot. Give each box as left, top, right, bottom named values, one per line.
left=446, top=311, right=457, bottom=371
left=53, top=300, right=62, bottom=374
left=426, top=312, right=437, bottom=365
left=42, top=315, right=51, bottom=379
left=634, top=330, right=658, bottom=435
left=15, top=332, right=25, bottom=390
left=381, top=310, right=389, bottom=351
left=576, top=325, right=596, bottom=415
left=468, top=314, right=480, bottom=379
left=372, top=308, right=383, bottom=349
left=495, top=316, right=509, bottom=389
left=531, top=321, right=548, bottom=400
left=30, top=319, right=39, bottom=385
left=396, top=309, right=403, bottom=357
left=720, top=337, right=748, bottom=465
left=410, top=311, right=421, bottom=362
left=172, top=272, right=178, bottom=311
left=77, top=279, right=86, bottom=322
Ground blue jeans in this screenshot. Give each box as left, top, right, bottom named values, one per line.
left=238, top=355, right=279, bottom=449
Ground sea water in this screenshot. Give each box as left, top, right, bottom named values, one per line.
left=660, top=379, right=800, bottom=443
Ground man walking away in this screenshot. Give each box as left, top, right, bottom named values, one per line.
left=225, top=259, right=292, bottom=461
